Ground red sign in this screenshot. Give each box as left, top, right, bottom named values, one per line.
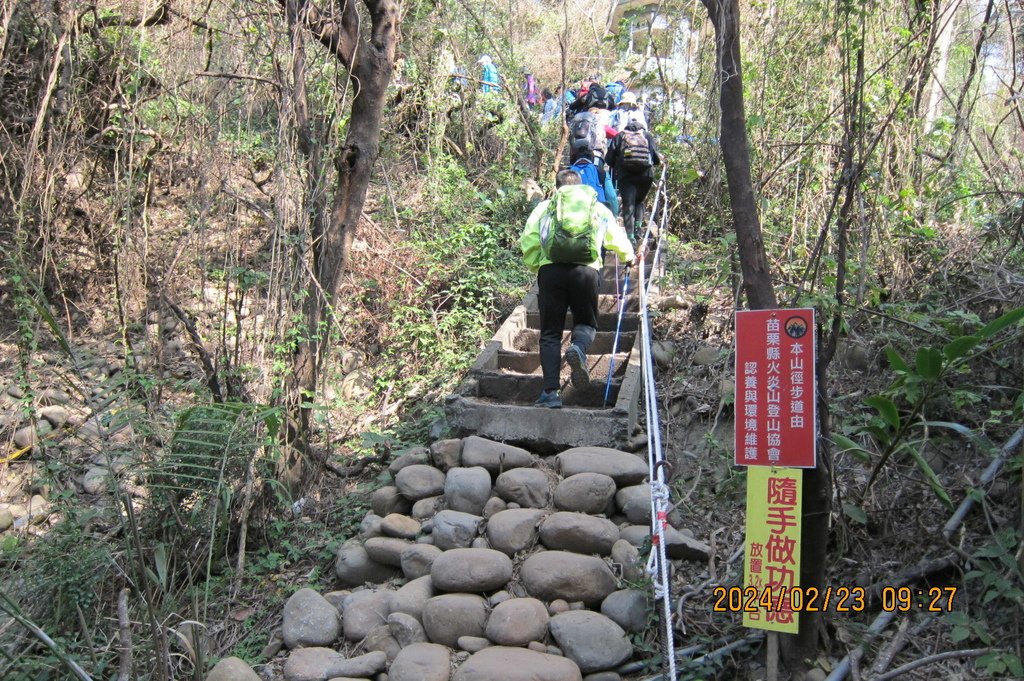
left=734, top=309, right=816, bottom=468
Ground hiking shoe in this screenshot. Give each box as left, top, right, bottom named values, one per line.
left=565, top=344, right=590, bottom=388
left=534, top=390, right=562, bottom=409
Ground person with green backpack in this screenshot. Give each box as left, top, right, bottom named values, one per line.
left=519, top=170, right=637, bottom=409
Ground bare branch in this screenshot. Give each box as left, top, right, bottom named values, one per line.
left=873, top=648, right=992, bottom=681
left=116, top=589, right=133, bottom=681
left=162, top=296, right=225, bottom=403
left=195, top=71, right=281, bottom=91
left=91, top=2, right=171, bottom=29
left=277, top=0, right=358, bottom=70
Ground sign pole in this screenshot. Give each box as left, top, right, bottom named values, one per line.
left=767, top=632, right=779, bottom=681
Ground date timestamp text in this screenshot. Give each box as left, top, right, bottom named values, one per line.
left=712, top=586, right=958, bottom=613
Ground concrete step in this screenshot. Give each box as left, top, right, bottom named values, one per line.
left=446, top=237, right=665, bottom=450
left=494, top=349, right=630, bottom=377
left=524, top=293, right=639, bottom=330
left=511, top=329, right=636, bottom=354
left=600, top=270, right=635, bottom=295
left=600, top=292, right=640, bottom=313
left=600, top=275, right=653, bottom=295
left=472, top=372, right=623, bottom=407
left=603, top=249, right=657, bottom=267
left=526, top=309, right=639, bottom=333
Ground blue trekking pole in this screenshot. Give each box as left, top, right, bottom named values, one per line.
left=603, top=263, right=631, bottom=407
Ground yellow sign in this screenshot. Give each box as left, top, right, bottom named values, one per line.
left=743, top=466, right=802, bottom=633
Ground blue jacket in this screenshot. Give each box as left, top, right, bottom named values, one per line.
left=482, top=63, right=499, bottom=93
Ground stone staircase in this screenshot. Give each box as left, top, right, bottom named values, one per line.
left=221, top=434, right=713, bottom=681
left=204, top=248, right=695, bottom=681
left=445, top=247, right=663, bottom=451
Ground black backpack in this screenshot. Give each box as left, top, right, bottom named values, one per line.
left=569, top=112, right=600, bottom=157
left=585, top=83, right=609, bottom=110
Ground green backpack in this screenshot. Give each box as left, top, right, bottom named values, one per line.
left=542, top=185, right=600, bottom=265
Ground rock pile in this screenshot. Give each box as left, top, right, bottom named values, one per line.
left=255, top=436, right=713, bottom=681
left=0, top=377, right=147, bottom=539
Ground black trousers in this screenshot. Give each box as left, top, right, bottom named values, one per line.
left=537, top=263, right=599, bottom=391
left=618, top=174, right=654, bottom=239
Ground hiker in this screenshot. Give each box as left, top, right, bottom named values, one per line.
left=605, top=80, right=626, bottom=106
left=449, top=65, right=469, bottom=90
left=568, top=151, right=609, bottom=208
left=564, top=87, right=578, bottom=110
left=567, top=107, right=619, bottom=216
left=520, top=170, right=637, bottom=409
left=568, top=108, right=606, bottom=163
left=607, top=117, right=662, bottom=242
left=478, top=55, right=499, bottom=94
left=567, top=78, right=610, bottom=119
left=540, top=88, right=563, bottom=122
left=524, top=72, right=540, bottom=109
left=611, top=91, right=648, bottom=132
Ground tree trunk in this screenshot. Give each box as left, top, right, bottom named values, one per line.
left=702, top=0, right=777, bottom=310
left=922, top=0, right=959, bottom=135
left=280, top=0, right=399, bottom=489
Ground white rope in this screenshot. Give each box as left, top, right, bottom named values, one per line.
left=636, top=175, right=678, bottom=680
left=645, top=194, right=669, bottom=299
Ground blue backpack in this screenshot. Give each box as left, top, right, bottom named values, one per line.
left=606, top=81, right=624, bottom=105
left=571, top=160, right=606, bottom=204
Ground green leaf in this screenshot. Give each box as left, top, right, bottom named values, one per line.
left=865, top=424, right=892, bottom=446
left=917, top=420, right=995, bottom=456
left=831, top=434, right=872, bottom=462
left=884, top=347, right=908, bottom=372
left=974, top=541, right=1010, bottom=559
left=946, top=611, right=969, bottom=626
left=915, top=347, right=943, bottom=380
left=942, top=335, right=980, bottom=361
left=980, top=652, right=1006, bottom=673
left=908, top=447, right=953, bottom=509
left=144, top=566, right=162, bottom=589
left=842, top=502, right=868, bottom=524
left=154, top=543, right=169, bottom=592
left=977, top=306, right=1024, bottom=340
left=25, top=291, right=76, bottom=363
left=261, top=410, right=281, bottom=439
left=864, top=396, right=900, bottom=430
